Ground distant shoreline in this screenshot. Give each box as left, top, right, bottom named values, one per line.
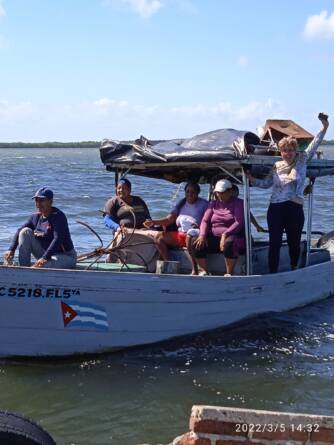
left=0, top=142, right=100, bottom=148
left=0, top=140, right=333, bottom=148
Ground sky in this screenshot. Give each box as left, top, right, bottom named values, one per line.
left=0, top=0, right=333, bottom=141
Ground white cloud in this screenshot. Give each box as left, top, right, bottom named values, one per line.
left=0, top=1, right=6, bottom=18
left=0, top=97, right=285, bottom=141
left=169, top=102, right=234, bottom=119
left=94, top=98, right=116, bottom=107
left=168, top=99, right=281, bottom=133
left=237, top=55, right=248, bottom=67
left=121, top=0, right=163, bottom=18
left=104, top=0, right=197, bottom=18
left=303, top=10, right=334, bottom=40
left=235, top=99, right=277, bottom=121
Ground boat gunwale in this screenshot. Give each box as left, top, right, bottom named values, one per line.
left=1, top=258, right=333, bottom=279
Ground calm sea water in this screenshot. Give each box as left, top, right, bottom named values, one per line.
left=1, top=146, right=334, bottom=445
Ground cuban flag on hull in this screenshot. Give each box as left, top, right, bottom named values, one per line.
left=61, top=301, right=109, bottom=331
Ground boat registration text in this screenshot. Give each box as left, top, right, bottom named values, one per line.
left=0, top=286, right=80, bottom=299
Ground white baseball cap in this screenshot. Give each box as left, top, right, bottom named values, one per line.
left=213, top=179, right=232, bottom=193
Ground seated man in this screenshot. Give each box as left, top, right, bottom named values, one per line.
left=4, top=187, right=77, bottom=268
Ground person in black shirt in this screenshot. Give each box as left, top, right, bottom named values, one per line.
left=103, top=178, right=151, bottom=231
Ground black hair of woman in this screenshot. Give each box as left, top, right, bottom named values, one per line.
left=118, top=178, right=132, bottom=191
left=184, top=181, right=200, bottom=195
left=231, top=184, right=239, bottom=197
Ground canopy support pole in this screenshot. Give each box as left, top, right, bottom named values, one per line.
left=305, top=178, right=315, bottom=267
left=218, top=166, right=242, bottom=184
left=208, top=183, right=213, bottom=201
left=242, top=169, right=252, bottom=275
left=114, top=170, right=119, bottom=188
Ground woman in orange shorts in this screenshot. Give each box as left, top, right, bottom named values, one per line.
left=144, top=182, right=208, bottom=274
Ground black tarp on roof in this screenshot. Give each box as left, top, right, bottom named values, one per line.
left=99, top=127, right=334, bottom=183
left=100, top=128, right=260, bottom=166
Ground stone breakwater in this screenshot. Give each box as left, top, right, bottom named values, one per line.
left=168, top=405, right=334, bottom=445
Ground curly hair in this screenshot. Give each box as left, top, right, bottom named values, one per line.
left=278, top=136, right=299, bottom=151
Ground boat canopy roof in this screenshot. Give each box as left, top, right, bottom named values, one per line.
left=100, top=128, right=334, bottom=183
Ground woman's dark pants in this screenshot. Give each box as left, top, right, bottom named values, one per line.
left=194, top=235, right=240, bottom=259
left=267, top=201, right=305, bottom=273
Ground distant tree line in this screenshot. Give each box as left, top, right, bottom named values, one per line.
left=0, top=139, right=333, bottom=148
left=0, top=141, right=100, bottom=148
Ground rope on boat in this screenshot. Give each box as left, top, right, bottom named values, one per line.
left=171, top=182, right=183, bottom=205
left=76, top=220, right=103, bottom=247
left=76, top=206, right=151, bottom=271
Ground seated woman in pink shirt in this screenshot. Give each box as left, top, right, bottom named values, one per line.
left=193, top=179, right=245, bottom=276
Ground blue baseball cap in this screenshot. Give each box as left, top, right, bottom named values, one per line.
left=32, top=187, right=54, bottom=200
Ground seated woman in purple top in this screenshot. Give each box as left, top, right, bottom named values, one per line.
left=194, top=179, right=245, bottom=276
left=144, top=182, right=208, bottom=274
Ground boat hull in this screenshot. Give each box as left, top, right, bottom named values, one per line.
left=0, top=262, right=333, bottom=357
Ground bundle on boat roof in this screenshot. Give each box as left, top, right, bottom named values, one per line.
left=99, top=128, right=259, bottom=183
left=99, top=127, right=334, bottom=183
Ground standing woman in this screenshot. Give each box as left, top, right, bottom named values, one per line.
left=248, top=113, right=329, bottom=273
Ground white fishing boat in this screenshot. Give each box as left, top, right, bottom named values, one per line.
left=1, top=127, right=334, bottom=357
